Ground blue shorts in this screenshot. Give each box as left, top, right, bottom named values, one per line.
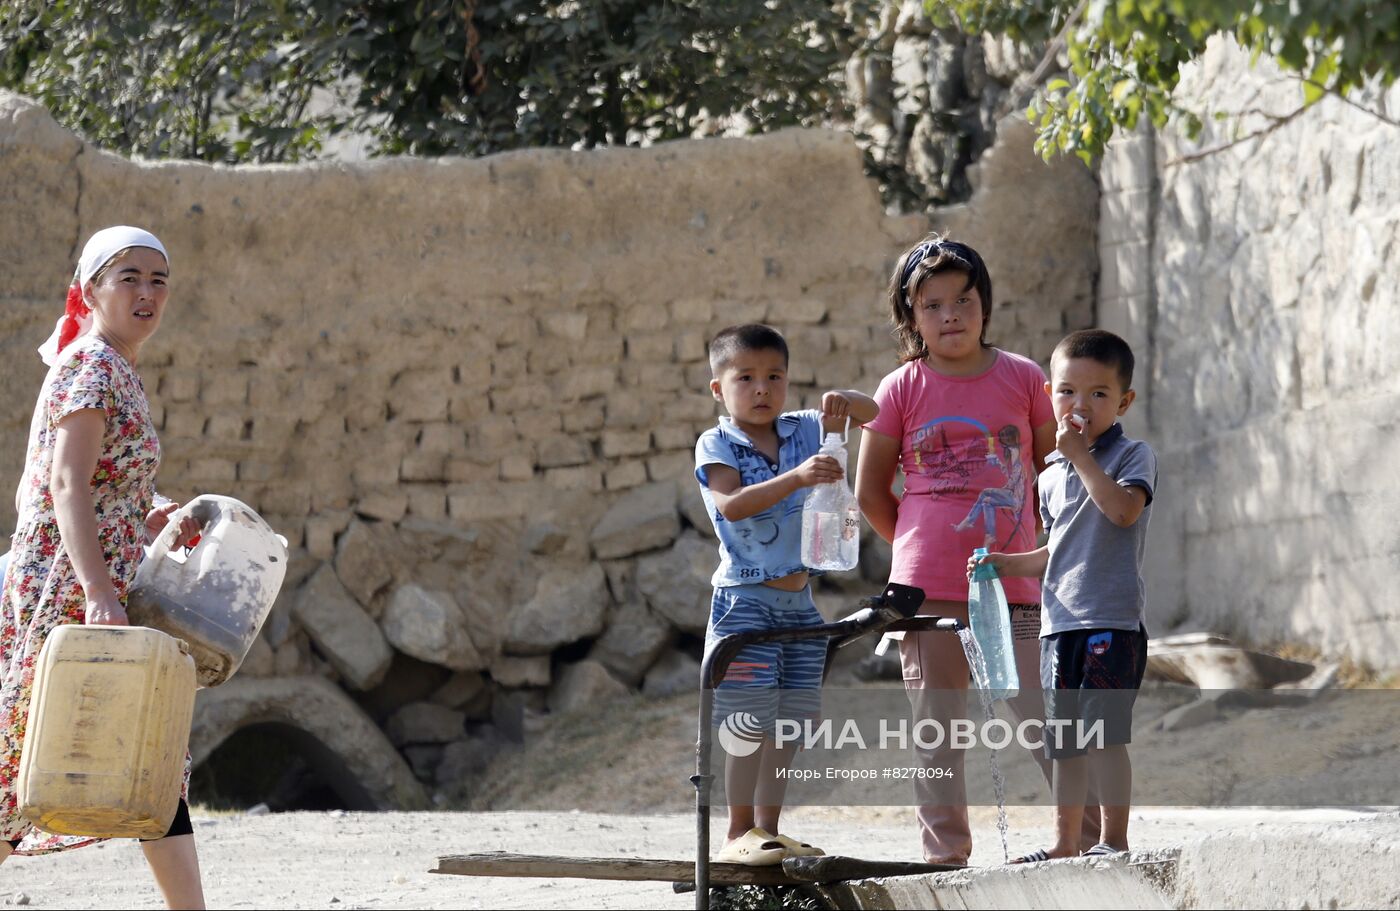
left=1040, top=625, right=1148, bottom=759
left=705, top=583, right=827, bottom=733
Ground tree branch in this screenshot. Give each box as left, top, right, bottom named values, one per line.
left=1297, top=77, right=1400, bottom=128
left=1163, top=105, right=1308, bottom=166
left=1027, top=0, right=1089, bottom=85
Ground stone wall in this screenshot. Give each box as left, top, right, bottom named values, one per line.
left=0, top=92, right=1097, bottom=803
left=1098, top=38, right=1400, bottom=669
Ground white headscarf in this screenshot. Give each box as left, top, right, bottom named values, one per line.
left=38, top=226, right=170, bottom=367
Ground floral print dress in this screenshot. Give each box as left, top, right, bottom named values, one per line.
left=0, top=335, right=175, bottom=854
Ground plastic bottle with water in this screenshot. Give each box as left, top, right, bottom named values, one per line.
left=800, top=420, right=860, bottom=572
left=967, top=547, right=1019, bottom=698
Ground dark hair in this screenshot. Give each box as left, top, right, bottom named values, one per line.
left=708, top=324, right=789, bottom=374
left=1052, top=329, right=1136, bottom=390
left=886, top=233, right=994, bottom=363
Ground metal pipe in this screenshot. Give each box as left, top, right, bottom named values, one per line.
left=692, top=583, right=933, bottom=909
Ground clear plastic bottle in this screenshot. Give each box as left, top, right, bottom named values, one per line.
left=800, top=429, right=860, bottom=572
left=967, top=547, right=1020, bottom=698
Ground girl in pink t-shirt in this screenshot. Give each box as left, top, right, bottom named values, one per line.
left=856, top=235, right=1095, bottom=864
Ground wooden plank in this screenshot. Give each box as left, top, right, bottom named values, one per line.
left=432, top=852, right=794, bottom=886
left=432, top=852, right=967, bottom=886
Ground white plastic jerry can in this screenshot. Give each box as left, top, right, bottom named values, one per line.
left=126, top=494, right=288, bottom=688
left=18, top=625, right=196, bottom=839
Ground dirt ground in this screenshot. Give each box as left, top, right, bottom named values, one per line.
left=2, top=656, right=1394, bottom=908
left=0, top=806, right=1383, bottom=909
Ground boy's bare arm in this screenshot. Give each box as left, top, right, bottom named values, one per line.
left=1056, top=417, right=1148, bottom=527
left=704, top=455, right=843, bottom=522
left=820, top=389, right=880, bottom=433
left=968, top=546, right=1049, bottom=580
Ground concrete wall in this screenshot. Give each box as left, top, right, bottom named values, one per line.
left=1098, top=38, right=1400, bottom=669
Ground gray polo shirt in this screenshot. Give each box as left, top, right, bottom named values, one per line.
left=1039, top=422, right=1157, bottom=637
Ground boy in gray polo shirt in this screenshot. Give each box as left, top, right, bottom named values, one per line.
left=969, top=329, right=1156, bottom=863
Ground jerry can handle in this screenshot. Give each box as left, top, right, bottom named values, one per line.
left=148, top=497, right=212, bottom=558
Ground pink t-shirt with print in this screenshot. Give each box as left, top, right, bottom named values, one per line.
left=866, top=350, right=1054, bottom=604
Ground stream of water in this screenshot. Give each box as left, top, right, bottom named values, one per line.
left=957, top=627, right=1010, bottom=864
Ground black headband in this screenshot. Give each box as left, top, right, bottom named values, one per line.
left=899, top=239, right=978, bottom=308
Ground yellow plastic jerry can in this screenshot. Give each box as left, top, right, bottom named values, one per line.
left=17, top=625, right=196, bottom=839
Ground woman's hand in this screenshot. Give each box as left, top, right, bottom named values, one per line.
left=144, top=502, right=202, bottom=549
left=84, top=592, right=129, bottom=626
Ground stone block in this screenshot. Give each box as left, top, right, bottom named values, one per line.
left=449, top=393, right=490, bottom=423
left=429, top=671, right=487, bottom=710
left=389, top=369, right=452, bottom=422
left=562, top=402, right=605, bottom=433
left=634, top=363, right=685, bottom=392
left=603, top=395, right=657, bottom=428
left=292, top=566, right=393, bottom=690
left=201, top=371, right=248, bottom=406
left=238, top=460, right=280, bottom=483
left=635, top=531, right=714, bottom=636
left=667, top=298, right=714, bottom=324
left=204, top=414, right=245, bottom=440
left=536, top=433, right=593, bottom=468
left=548, top=660, right=628, bottom=715
left=572, top=336, right=625, bottom=366
left=642, top=650, right=702, bottom=698
left=401, top=453, right=446, bottom=482
left=589, top=481, right=680, bottom=560
left=489, top=384, right=552, bottom=414
left=386, top=701, right=466, bottom=746
left=568, top=366, right=620, bottom=398
left=446, top=459, right=499, bottom=484
left=187, top=457, right=237, bottom=483
left=162, top=372, right=199, bottom=403
left=418, top=422, right=467, bottom=455
left=626, top=333, right=675, bottom=361
left=646, top=451, right=693, bottom=483
left=499, top=454, right=536, bottom=481
left=406, top=487, right=448, bottom=521
left=492, top=347, right=527, bottom=382
left=653, top=424, right=698, bottom=451
left=674, top=330, right=707, bottom=363
left=543, top=312, right=588, bottom=340
left=671, top=394, right=719, bottom=422
left=356, top=492, right=408, bottom=523
left=334, top=520, right=395, bottom=609
left=381, top=584, right=487, bottom=672
left=677, top=479, right=715, bottom=538
left=601, top=430, right=650, bottom=458
left=588, top=600, right=675, bottom=685
left=435, top=732, right=507, bottom=787
left=447, top=483, right=530, bottom=521
left=605, top=461, right=648, bottom=490
left=489, top=655, right=552, bottom=688
left=685, top=362, right=713, bottom=389
left=767, top=297, right=828, bottom=324
left=504, top=563, right=610, bottom=655
left=544, top=465, right=603, bottom=491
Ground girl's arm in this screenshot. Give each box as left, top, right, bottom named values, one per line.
left=51, top=409, right=128, bottom=626
left=855, top=429, right=901, bottom=543
left=1031, top=418, right=1057, bottom=476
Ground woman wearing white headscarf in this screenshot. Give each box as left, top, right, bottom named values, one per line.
left=0, top=227, right=205, bottom=908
